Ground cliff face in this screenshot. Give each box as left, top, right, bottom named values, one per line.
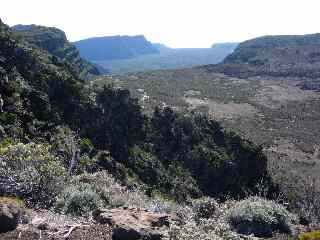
left=74, top=35, right=159, bottom=61
left=207, top=34, right=320, bottom=80
left=11, top=24, right=101, bottom=79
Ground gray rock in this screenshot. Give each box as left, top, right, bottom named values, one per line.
left=113, top=226, right=162, bottom=240
left=0, top=203, right=21, bottom=233
left=93, top=207, right=172, bottom=240
left=31, top=217, right=49, bottom=230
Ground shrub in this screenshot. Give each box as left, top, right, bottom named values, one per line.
left=192, top=197, right=219, bottom=220
left=80, top=138, right=94, bottom=153
left=55, top=183, right=102, bottom=216
left=227, top=197, right=298, bottom=237
left=0, top=142, right=66, bottom=206
left=56, top=171, right=172, bottom=216
left=299, top=231, right=320, bottom=240
left=0, top=138, right=14, bottom=149
left=149, top=108, right=272, bottom=200
left=73, top=171, right=158, bottom=210
left=128, top=146, right=202, bottom=202
left=50, top=127, right=81, bottom=174
left=96, top=151, right=127, bottom=181
left=169, top=213, right=244, bottom=240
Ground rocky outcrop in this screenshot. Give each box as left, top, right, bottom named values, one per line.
left=93, top=207, right=172, bottom=240
left=11, top=24, right=101, bottom=79
left=0, top=18, right=94, bottom=139
left=208, top=33, right=320, bottom=79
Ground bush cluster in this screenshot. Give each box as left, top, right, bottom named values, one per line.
left=55, top=171, right=171, bottom=216
left=192, top=197, right=219, bottom=220
left=0, top=141, right=66, bottom=206
left=55, top=183, right=102, bottom=216
left=226, top=197, right=298, bottom=237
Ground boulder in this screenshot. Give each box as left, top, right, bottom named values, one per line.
left=0, top=203, right=21, bottom=233
left=93, top=207, right=171, bottom=240
left=31, top=217, right=49, bottom=230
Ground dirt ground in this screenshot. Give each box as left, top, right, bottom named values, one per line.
left=0, top=225, right=112, bottom=240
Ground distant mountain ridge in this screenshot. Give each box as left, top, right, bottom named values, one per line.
left=74, top=35, right=159, bottom=61
left=86, top=41, right=238, bottom=74
left=11, top=24, right=101, bottom=79
left=207, top=33, right=320, bottom=80
left=97, top=47, right=238, bottom=74
left=211, top=42, right=238, bottom=54
left=152, top=43, right=172, bottom=53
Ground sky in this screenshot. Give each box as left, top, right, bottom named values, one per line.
left=1, top=0, right=320, bottom=48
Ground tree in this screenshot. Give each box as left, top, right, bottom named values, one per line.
left=95, top=86, right=146, bottom=161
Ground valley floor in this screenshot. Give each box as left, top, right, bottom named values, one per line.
left=95, top=69, right=320, bottom=185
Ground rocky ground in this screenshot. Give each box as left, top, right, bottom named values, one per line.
left=0, top=205, right=174, bottom=240
left=2, top=197, right=320, bottom=240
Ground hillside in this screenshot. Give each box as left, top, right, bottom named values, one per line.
left=207, top=34, right=320, bottom=90
left=11, top=24, right=101, bottom=79
left=74, top=35, right=159, bottom=62
left=1, top=19, right=268, bottom=200
left=95, top=43, right=238, bottom=74
left=95, top=33, right=320, bottom=226
left=0, top=18, right=293, bottom=239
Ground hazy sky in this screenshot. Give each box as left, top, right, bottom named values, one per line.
left=1, top=0, right=319, bottom=48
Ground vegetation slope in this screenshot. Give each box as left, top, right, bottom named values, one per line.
left=11, top=24, right=101, bottom=79
left=96, top=33, right=320, bottom=226
left=0, top=18, right=318, bottom=239
left=207, top=34, right=320, bottom=90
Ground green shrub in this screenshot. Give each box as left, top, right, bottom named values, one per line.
left=299, top=231, right=320, bottom=240
left=80, top=138, right=94, bottom=153
left=227, top=197, right=297, bottom=237
left=78, top=154, right=98, bottom=173
left=128, top=146, right=202, bottom=202
left=0, top=112, right=18, bottom=125
left=50, top=127, right=80, bottom=169
left=71, top=171, right=152, bottom=210
left=0, top=142, right=66, bottom=206
left=51, top=127, right=98, bottom=174
left=0, top=138, right=14, bottom=149
left=56, top=171, right=172, bottom=215
left=55, top=183, right=102, bottom=216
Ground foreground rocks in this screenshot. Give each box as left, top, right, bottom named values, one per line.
left=0, top=203, right=22, bottom=233
left=93, top=207, right=173, bottom=240
left=0, top=207, right=173, bottom=240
